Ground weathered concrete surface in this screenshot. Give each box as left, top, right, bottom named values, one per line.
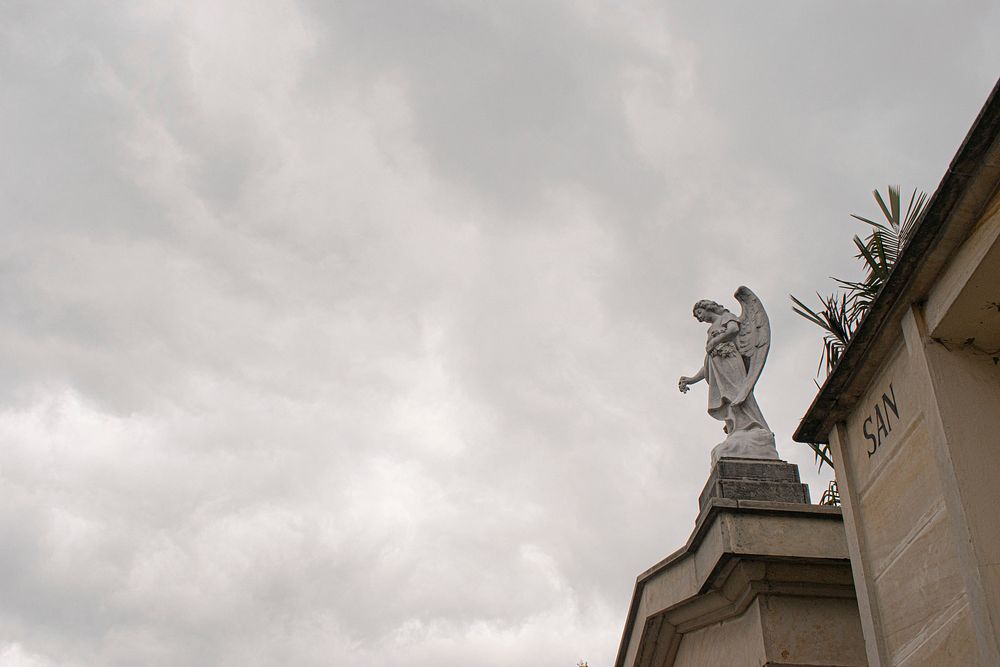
left=672, top=598, right=767, bottom=667
left=698, top=458, right=811, bottom=511
left=760, top=595, right=867, bottom=666
left=615, top=490, right=865, bottom=667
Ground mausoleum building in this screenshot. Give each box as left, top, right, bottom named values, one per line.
left=615, top=78, right=1000, bottom=667
left=794, top=79, right=1000, bottom=666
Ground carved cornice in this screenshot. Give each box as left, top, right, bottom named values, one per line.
left=615, top=500, right=851, bottom=667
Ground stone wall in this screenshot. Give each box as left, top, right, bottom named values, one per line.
left=827, top=188, right=1000, bottom=666
left=615, top=460, right=866, bottom=667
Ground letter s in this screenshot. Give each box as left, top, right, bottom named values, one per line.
left=863, top=416, right=877, bottom=457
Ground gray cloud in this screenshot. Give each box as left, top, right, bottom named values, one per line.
left=1, top=1, right=998, bottom=665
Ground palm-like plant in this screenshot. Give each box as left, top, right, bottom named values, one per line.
left=791, top=186, right=927, bottom=470
left=837, top=186, right=928, bottom=322
left=790, top=291, right=856, bottom=380
left=819, top=479, right=840, bottom=506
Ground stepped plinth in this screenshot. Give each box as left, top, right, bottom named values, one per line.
left=698, top=457, right=810, bottom=511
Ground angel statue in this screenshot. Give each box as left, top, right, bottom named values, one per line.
left=678, top=286, right=779, bottom=465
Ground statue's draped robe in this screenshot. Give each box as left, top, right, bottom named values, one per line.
left=704, top=313, right=770, bottom=434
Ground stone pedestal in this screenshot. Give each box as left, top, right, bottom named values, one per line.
left=614, top=459, right=866, bottom=667
left=698, top=457, right=811, bottom=511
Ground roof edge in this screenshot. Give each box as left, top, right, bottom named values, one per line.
left=794, top=77, right=1000, bottom=444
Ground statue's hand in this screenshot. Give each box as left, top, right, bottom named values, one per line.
left=678, top=377, right=690, bottom=393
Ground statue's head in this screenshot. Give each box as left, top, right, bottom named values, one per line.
left=692, top=299, right=725, bottom=322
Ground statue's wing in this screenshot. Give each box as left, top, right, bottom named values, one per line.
left=734, top=285, right=770, bottom=403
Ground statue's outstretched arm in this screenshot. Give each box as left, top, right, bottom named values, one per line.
left=678, top=364, right=706, bottom=394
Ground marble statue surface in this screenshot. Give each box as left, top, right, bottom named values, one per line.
left=678, top=286, right=779, bottom=465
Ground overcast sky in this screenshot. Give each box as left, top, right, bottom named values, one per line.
left=1, top=2, right=998, bottom=666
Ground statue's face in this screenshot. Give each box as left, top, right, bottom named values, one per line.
left=694, top=307, right=707, bottom=322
